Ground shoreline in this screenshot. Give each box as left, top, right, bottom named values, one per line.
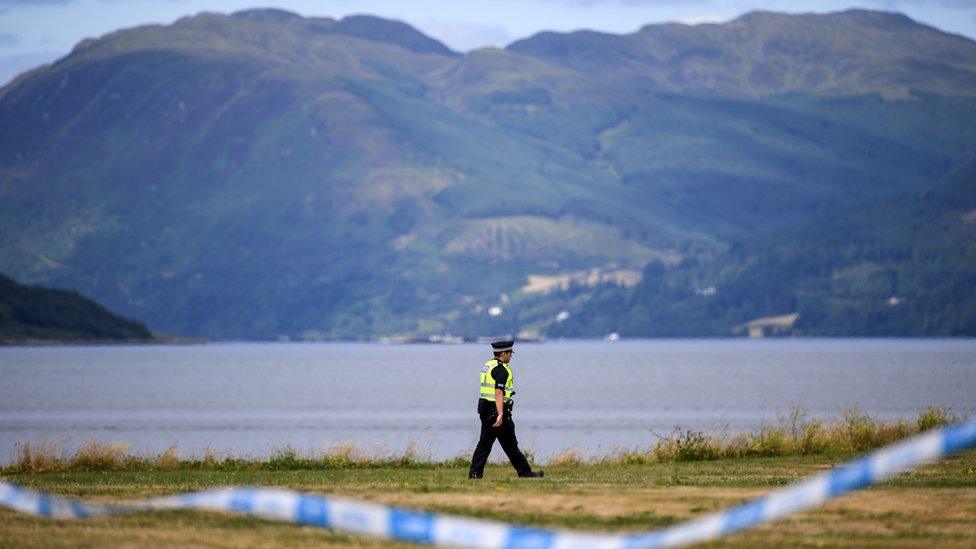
left=0, top=334, right=210, bottom=346
left=4, top=407, right=962, bottom=474
left=4, top=335, right=976, bottom=347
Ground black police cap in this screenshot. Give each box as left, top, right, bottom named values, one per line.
left=490, top=340, right=514, bottom=352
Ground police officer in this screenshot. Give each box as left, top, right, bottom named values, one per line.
left=468, top=340, right=544, bottom=479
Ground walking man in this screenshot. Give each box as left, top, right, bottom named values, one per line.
left=468, top=340, right=544, bottom=479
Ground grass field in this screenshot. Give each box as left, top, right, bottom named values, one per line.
left=2, top=450, right=975, bottom=548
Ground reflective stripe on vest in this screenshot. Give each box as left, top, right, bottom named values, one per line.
left=479, top=359, right=514, bottom=403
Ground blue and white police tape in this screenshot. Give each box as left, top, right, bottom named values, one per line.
left=2, top=418, right=975, bottom=548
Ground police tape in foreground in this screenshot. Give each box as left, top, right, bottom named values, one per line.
left=2, top=418, right=975, bottom=548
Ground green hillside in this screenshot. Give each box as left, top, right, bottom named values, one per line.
left=1, top=8, right=975, bottom=338
left=0, top=272, right=153, bottom=342
left=547, top=155, right=976, bottom=337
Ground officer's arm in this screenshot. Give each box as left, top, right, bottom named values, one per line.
left=491, top=365, right=507, bottom=428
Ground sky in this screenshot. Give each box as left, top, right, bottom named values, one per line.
left=1, top=0, right=976, bottom=85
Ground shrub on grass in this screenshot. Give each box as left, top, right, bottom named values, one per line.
left=201, top=449, right=221, bottom=469
left=389, top=442, right=420, bottom=467
left=874, top=420, right=912, bottom=447
left=155, top=445, right=182, bottom=471
left=12, top=441, right=63, bottom=473
left=442, top=454, right=470, bottom=468
left=550, top=449, right=584, bottom=466
left=797, top=421, right=832, bottom=455
left=654, top=430, right=721, bottom=462
left=749, top=428, right=789, bottom=457
left=917, top=407, right=954, bottom=432
left=840, top=408, right=879, bottom=452
left=610, top=449, right=653, bottom=465
left=320, top=443, right=364, bottom=468
left=723, top=434, right=751, bottom=459
left=70, top=441, right=130, bottom=470
left=267, top=447, right=305, bottom=470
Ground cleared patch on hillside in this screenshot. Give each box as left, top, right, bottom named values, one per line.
left=523, top=267, right=643, bottom=294
left=441, top=216, right=668, bottom=265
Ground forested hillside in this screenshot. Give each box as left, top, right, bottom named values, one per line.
left=544, top=156, right=976, bottom=337
left=0, top=273, right=153, bottom=342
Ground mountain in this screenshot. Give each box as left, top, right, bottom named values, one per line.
left=509, top=10, right=976, bottom=99
left=546, top=155, right=976, bottom=337
left=1, top=8, right=975, bottom=339
left=0, top=272, right=153, bottom=342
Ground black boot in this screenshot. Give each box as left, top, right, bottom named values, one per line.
left=520, top=470, right=544, bottom=478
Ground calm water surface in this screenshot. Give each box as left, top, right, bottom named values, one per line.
left=1, top=339, right=974, bottom=464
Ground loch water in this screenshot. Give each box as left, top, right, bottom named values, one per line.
left=1, top=339, right=974, bottom=464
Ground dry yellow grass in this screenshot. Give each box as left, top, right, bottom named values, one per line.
left=11, top=441, right=63, bottom=474
left=549, top=449, right=584, bottom=467
left=154, top=446, right=182, bottom=471
left=71, top=440, right=131, bottom=469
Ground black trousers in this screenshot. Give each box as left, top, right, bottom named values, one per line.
left=468, top=400, right=532, bottom=478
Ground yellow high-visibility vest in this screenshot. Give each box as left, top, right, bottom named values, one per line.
left=479, top=359, right=514, bottom=403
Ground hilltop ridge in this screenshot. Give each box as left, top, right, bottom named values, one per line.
left=509, top=8, right=976, bottom=98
